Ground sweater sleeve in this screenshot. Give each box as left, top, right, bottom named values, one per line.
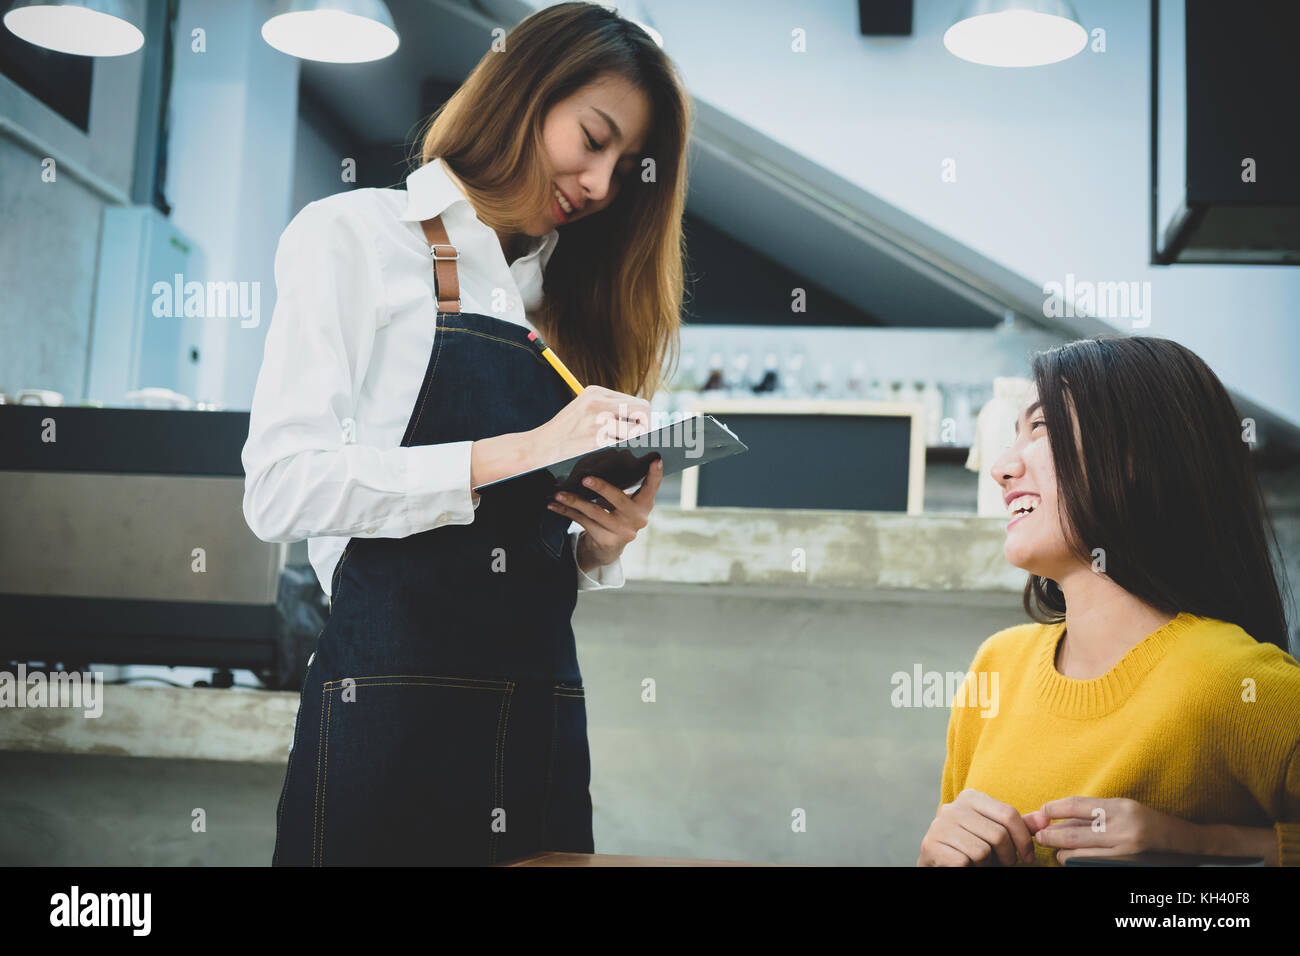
left=938, top=695, right=963, bottom=812
left=1235, top=647, right=1300, bottom=867
left=1276, top=740, right=1300, bottom=866
left=938, top=640, right=993, bottom=812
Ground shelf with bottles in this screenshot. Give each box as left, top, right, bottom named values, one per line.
left=658, top=347, right=991, bottom=450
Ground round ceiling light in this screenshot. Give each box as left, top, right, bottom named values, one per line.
left=944, top=0, right=1087, bottom=68
left=261, top=0, right=399, bottom=64
left=3, top=0, right=145, bottom=57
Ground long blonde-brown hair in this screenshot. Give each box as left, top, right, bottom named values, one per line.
left=414, top=2, right=691, bottom=398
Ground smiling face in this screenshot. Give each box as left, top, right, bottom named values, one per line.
left=990, top=384, right=1085, bottom=581
left=524, top=72, right=652, bottom=235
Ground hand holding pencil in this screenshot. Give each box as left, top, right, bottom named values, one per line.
left=470, top=332, right=652, bottom=504
left=527, top=330, right=652, bottom=454
left=526, top=335, right=659, bottom=570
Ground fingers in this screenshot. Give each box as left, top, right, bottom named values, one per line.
left=936, top=829, right=997, bottom=866
left=607, top=416, right=640, bottom=444
left=592, top=415, right=626, bottom=447
left=631, top=457, right=664, bottom=503
left=579, top=476, right=649, bottom=529
left=919, top=840, right=972, bottom=867
left=623, top=407, right=652, bottom=435
left=1021, top=809, right=1050, bottom=833
left=960, top=790, right=1037, bottom=863
left=561, top=388, right=652, bottom=444
left=562, top=387, right=654, bottom=456
left=548, top=495, right=620, bottom=537
left=583, top=388, right=651, bottom=430
left=1034, top=821, right=1110, bottom=850
left=547, top=501, right=593, bottom=536
left=926, top=790, right=1094, bottom=866
left=956, top=813, right=1020, bottom=866
left=591, top=409, right=650, bottom=447
left=1055, top=847, right=1114, bottom=864
left=1038, top=795, right=1105, bottom=823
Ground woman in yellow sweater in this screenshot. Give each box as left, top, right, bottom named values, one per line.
left=918, top=336, right=1300, bottom=866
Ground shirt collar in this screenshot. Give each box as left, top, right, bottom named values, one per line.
left=400, top=158, right=558, bottom=261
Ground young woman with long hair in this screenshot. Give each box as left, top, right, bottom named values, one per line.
left=918, top=336, right=1300, bottom=866
left=243, top=3, right=691, bottom=865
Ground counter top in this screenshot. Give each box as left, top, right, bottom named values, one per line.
left=621, top=506, right=1020, bottom=592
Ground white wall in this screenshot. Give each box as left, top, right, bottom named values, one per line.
left=291, top=110, right=356, bottom=217
left=0, top=28, right=144, bottom=401
left=164, top=0, right=298, bottom=410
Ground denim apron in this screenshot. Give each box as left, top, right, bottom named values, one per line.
left=271, top=214, right=594, bottom=866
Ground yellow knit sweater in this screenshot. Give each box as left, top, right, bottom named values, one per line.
left=939, top=612, right=1300, bottom=866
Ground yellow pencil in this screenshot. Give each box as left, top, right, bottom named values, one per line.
left=527, top=331, right=583, bottom=396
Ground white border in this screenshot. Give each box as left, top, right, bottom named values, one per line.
left=677, top=398, right=927, bottom=515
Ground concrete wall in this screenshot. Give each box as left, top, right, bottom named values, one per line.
left=0, top=34, right=144, bottom=401
left=2, top=476, right=1296, bottom=865
left=0, top=583, right=1023, bottom=866
left=578, top=583, right=1022, bottom=864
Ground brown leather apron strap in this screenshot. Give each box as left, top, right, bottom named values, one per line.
left=420, top=216, right=461, bottom=314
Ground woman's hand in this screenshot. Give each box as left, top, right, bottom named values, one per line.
left=1024, top=796, right=1189, bottom=863
left=549, top=459, right=663, bottom=572
left=917, top=788, right=1038, bottom=866
left=470, top=386, right=651, bottom=504
left=533, top=385, right=653, bottom=464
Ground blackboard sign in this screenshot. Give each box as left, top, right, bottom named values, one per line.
left=679, top=399, right=925, bottom=513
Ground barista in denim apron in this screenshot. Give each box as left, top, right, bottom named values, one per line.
left=273, top=216, right=592, bottom=866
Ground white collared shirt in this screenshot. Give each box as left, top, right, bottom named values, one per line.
left=241, top=159, right=625, bottom=597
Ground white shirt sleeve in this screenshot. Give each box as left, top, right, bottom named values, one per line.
left=242, top=200, right=479, bottom=544
left=570, top=526, right=626, bottom=590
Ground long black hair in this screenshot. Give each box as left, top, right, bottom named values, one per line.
left=1024, top=336, right=1292, bottom=654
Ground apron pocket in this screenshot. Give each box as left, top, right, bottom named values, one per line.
left=542, top=682, right=594, bottom=854
left=538, top=509, right=572, bottom=560
left=316, top=674, right=514, bottom=865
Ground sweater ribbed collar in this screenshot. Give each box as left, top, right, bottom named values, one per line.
left=1034, top=612, right=1199, bottom=718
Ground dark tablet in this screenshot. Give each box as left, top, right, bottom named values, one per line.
left=472, top=413, right=748, bottom=511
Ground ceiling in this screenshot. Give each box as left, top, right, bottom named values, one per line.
left=297, top=0, right=1094, bottom=331
left=287, top=0, right=1299, bottom=447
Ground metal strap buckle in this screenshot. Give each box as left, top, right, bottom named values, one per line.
left=430, top=244, right=459, bottom=261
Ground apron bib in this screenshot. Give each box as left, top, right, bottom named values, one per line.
left=271, top=215, right=594, bottom=865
